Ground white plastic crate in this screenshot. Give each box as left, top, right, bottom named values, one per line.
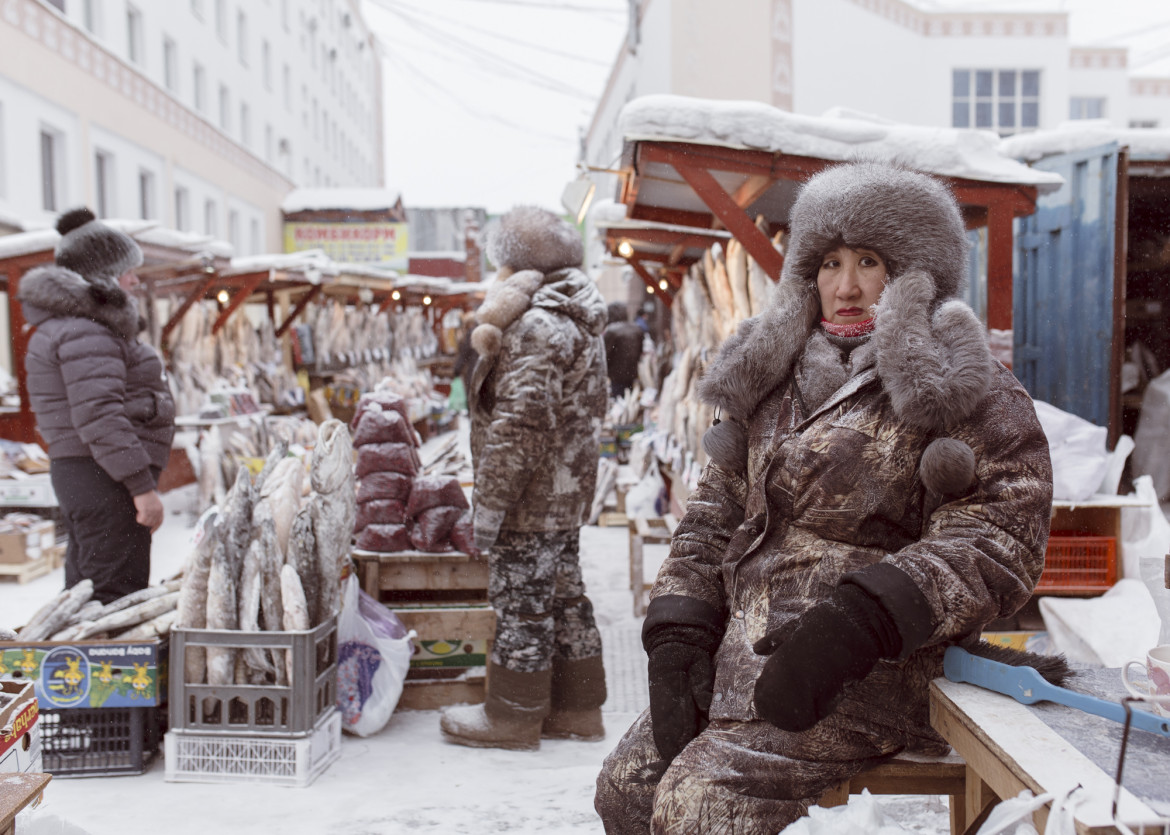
left=163, top=709, right=341, bottom=788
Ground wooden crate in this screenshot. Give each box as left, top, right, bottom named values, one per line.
left=353, top=550, right=495, bottom=709
left=0, top=544, right=63, bottom=585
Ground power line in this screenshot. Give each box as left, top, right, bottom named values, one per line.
left=371, top=0, right=612, bottom=67
left=369, top=0, right=600, bottom=101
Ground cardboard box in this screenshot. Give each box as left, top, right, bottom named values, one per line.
left=0, top=477, right=57, bottom=508
left=0, top=638, right=167, bottom=710
left=0, top=679, right=41, bottom=773
left=0, top=520, right=55, bottom=565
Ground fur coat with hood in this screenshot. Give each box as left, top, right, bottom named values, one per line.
left=18, top=264, right=175, bottom=497
left=644, top=162, right=1053, bottom=738
left=469, top=206, right=609, bottom=532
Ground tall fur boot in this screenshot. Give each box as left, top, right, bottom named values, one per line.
left=439, top=663, right=552, bottom=751
left=541, top=655, right=607, bottom=741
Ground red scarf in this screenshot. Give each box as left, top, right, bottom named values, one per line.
left=819, top=317, right=875, bottom=338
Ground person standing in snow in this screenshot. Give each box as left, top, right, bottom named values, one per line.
left=594, top=162, right=1053, bottom=832
left=18, top=208, right=175, bottom=604
left=440, top=206, right=610, bottom=750
left=604, top=302, right=644, bottom=398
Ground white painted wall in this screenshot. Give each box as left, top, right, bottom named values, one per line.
left=1069, top=66, right=1131, bottom=124
left=0, top=0, right=385, bottom=249
left=669, top=0, right=772, bottom=103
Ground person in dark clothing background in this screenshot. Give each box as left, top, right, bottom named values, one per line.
left=603, top=302, right=644, bottom=398
left=18, top=208, right=175, bottom=604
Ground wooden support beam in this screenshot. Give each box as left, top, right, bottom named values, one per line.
left=985, top=203, right=1015, bottom=333
left=160, top=273, right=216, bottom=352
left=211, top=271, right=268, bottom=335
left=275, top=284, right=323, bottom=337
left=627, top=256, right=673, bottom=308
left=732, top=174, right=776, bottom=209
left=668, top=159, right=786, bottom=280
left=1108, top=149, right=1129, bottom=450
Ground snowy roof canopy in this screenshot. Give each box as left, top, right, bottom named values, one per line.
left=0, top=220, right=234, bottom=261
left=1000, top=122, right=1170, bottom=166
left=618, top=95, right=1065, bottom=192
left=281, top=188, right=403, bottom=214
left=228, top=249, right=342, bottom=279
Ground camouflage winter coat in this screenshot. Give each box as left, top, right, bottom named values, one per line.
left=650, top=259, right=1053, bottom=734
left=469, top=266, right=608, bottom=532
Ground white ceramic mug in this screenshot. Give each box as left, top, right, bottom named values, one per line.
left=1122, top=645, right=1170, bottom=717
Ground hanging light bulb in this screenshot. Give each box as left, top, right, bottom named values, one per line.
left=645, top=285, right=654, bottom=295
left=216, top=289, right=229, bottom=304
left=423, top=295, right=432, bottom=305
left=391, top=290, right=401, bottom=301
left=617, top=240, right=635, bottom=258
left=658, top=279, right=668, bottom=291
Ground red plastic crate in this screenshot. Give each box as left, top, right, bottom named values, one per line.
left=1036, top=534, right=1116, bottom=594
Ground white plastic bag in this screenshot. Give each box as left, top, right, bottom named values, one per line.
left=1121, top=475, right=1170, bottom=581
left=1032, top=400, right=1110, bottom=502
left=625, top=464, right=667, bottom=519
left=336, top=574, right=414, bottom=737
left=1039, top=579, right=1162, bottom=668
left=779, top=790, right=915, bottom=834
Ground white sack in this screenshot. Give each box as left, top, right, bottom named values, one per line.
left=1120, top=475, right=1170, bottom=581
left=1132, top=368, right=1170, bottom=500
left=1039, top=579, right=1161, bottom=668
left=779, top=790, right=914, bottom=835
left=1032, top=400, right=1110, bottom=502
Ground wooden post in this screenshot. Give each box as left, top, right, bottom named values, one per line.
left=985, top=202, right=1015, bottom=333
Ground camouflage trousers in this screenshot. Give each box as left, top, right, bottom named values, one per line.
left=488, top=527, right=603, bottom=674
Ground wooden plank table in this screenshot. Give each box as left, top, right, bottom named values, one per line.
left=930, top=677, right=1168, bottom=834
left=0, top=772, right=50, bottom=835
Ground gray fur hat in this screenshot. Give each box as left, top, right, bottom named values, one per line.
left=54, top=207, right=143, bottom=286
left=486, top=205, right=583, bottom=273
left=782, top=162, right=968, bottom=302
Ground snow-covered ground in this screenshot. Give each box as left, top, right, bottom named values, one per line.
left=1, top=450, right=952, bottom=835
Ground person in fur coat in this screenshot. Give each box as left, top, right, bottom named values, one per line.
left=439, top=206, right=611, bottom=751
left=18, top=208, right=175, bottom=604
left=594, top=162, right=1053, bottom=833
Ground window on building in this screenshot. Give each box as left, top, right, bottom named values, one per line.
left=215, top=0, right=227, bottom=42
left=163, top=37, right=178, bottom=92
left=283, top=65, right=291, bottom=110
left=228, top=210, right=240, bottom=249
left=138, top=169, right=155, bottom=219
left=240, top=102, right=250, bottom=146
left=83, top=0, right=101, bottom=35
left=40, top=128, right=62, bottom=212
left=204, top=199, right=217, bottom=236
left=265, top=124, right=273, bottom=161
left=262, top=41, right=271, bottom=89
left=44, top=0, right=64, bottom=10
left=193, top=63, right=206, bottom=112
left=281, top=0, right=289, bottom=31
left=1070, top=97, right=1107, bottom=120
left=219, top=84, right=230, bottom=131
left=952, top=69, right=1041, bottom=135
left=1130, top=118, right=1159, bottom=129
left=0, top=104, right=6, bottom=199
left=191, top=0, right=203, bottom=20
left=175, top=186, right=190, bottom=231
left=94, top=150, right=113, bottom=218
left=126, top=4, right=143, bottom=65
left=237, top=10, right=248, bottom=65
left=250, top=218, right=260, bottom=255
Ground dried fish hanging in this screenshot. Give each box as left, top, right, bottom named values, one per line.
left=649, top=226, right=783, bottom=492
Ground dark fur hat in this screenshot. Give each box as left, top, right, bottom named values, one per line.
left=486, top=206, right=583, bottom=273
left=54, top=207, right=143, bottom=287
left=782, top=162, right=969, bottom=302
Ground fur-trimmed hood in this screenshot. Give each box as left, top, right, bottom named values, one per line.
left=698, top=162, right=993, bottom=433
left=486, top=206, right=584, bottom=273
left=18, top=263, right=139, bottom=340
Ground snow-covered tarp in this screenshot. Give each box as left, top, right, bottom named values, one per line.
left=281, top=188, right=403, bottom=214
left=1000, top=121, right=1170, bottom=165
left=618, top=95, right=1066, bottom=193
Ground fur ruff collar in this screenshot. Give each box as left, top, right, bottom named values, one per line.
left=17, top=263, right=139, bottom=339
left=470, top=269, right=546, bottom=362
left=697, top=269, right=995, bottom=433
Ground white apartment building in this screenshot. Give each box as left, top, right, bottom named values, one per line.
left=584, top=0, right=1170, bottom=190
left=0, top=0, right=384, bottom=253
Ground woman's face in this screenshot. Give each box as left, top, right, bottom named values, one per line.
left=118, top=270, right=140, bottom=291
left=816, top=246, right=887, bottom=324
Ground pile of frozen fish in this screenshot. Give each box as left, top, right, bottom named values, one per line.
left=654, top=230, right=783, bottom=489
left=176, top=418, right=356, bottom=687
left=10, top=578, right=183, bottom=642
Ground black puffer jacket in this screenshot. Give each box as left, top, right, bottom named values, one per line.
left=18, top=264, right=175, bottom=497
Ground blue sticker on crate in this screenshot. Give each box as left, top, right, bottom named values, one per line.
left=0, top=641, right=164, bottom=708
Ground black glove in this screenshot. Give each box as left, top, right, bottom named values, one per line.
left=647, top=631, right=716, bottom=762
left=752, top=583, right=901, bottom=733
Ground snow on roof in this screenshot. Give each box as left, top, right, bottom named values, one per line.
left=1000, top=122, right=1170, bottom=165
left=588, top=199, right=628, bottom=224
left=0, top=220, right=234, bottom=261
left=229, top=249, right=341, bottom=278
left=618, top=95, right=1066, bottom=192
left=281, top=188, right=403, bottom=214
left=0, top=229, right=56, bottom=260
left=407, top=250, right=467, bottom=261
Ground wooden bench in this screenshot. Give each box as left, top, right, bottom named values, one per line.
left=627, top=515, right=677, bottom=617
left=817, top=750, right=967, bottom=835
